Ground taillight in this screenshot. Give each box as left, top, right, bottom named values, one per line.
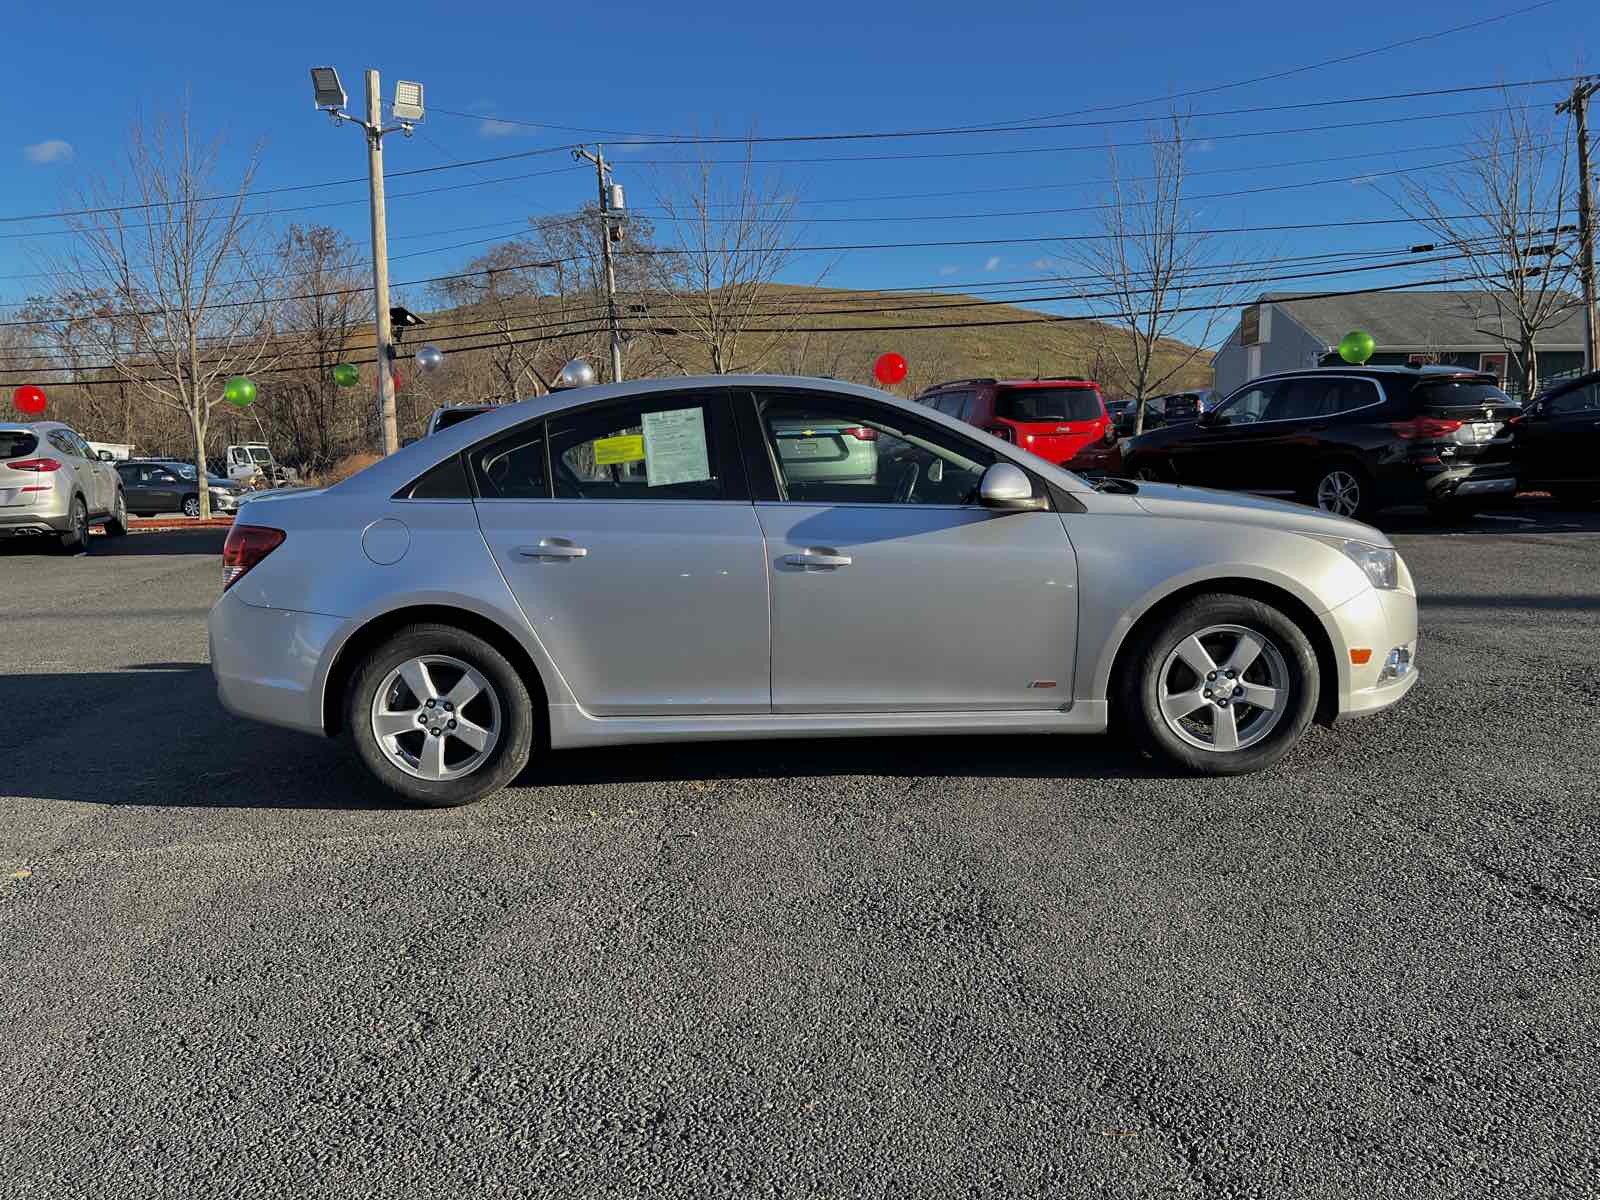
left=839, top=426, right=878, bottom=441
left=5, top=457, right=62, bottom=472
left=222, top=524, right=285, bottom=591
left=986, top=425, right=1015, bottom=443
left=1392, top=417, right=1464, bottom=440
left=1102, top=423, right=1117, bottom=445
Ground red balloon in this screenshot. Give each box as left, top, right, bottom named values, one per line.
left=13, top=385, right=47, bottom=415
left=873, top=352, right=908, bottom=386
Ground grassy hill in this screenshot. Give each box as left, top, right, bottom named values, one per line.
left=418, top=283, right=1215, bottom=400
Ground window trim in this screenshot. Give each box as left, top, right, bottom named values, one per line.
left=1211, top=373, right=1389, bottom=427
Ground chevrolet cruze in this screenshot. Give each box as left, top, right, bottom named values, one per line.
left=209, top=375, right=1419, bottom=806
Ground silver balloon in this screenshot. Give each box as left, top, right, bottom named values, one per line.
left=552, top=358, right=597, bottom=390
left=415, top=344, right=445, bottom=372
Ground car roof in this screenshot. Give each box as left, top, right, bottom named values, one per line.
left=1240, top=365, right=1499, bottom=389
left=337, top=373, right=1099, bottom=497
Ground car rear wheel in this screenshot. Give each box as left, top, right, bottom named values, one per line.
left=345, top=623, right=535, bottom=807
left=182, top=495, right=201, bottom=517
left=1119, top=594, right=1319, bottom=775
left=104, top=489, right=129, bottom=536
left=56, top=497, right=89, bottom=555
left=1309, top=464, right=1372, bottom=519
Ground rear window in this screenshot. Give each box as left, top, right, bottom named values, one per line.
left=995, top=387, right=1103, bottom=422
left=1, top=431, right=39, bottom=460
left=434, top=407, right=491, bottom=432
left=1412, top=380, right=1518, bottom=412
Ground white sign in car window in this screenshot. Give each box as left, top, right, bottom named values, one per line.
left=641, top=406, right=712, bottom=487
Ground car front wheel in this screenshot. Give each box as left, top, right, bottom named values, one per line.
left=1120, top=594, right=1319, bottom=775
left=345, top=623, right=535, bottom=806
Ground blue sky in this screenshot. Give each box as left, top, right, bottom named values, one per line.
left=3, top=0, right=1594, bottom=336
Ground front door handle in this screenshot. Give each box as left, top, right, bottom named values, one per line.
left=783, top=548, right=852, bottom=569
left=517, top=539, right=588, bottom=560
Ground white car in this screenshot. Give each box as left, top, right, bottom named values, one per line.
left=0, top=421, right=127, bottom=551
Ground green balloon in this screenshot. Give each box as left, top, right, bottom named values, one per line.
left=1338, top=330, right=1375, bottom=365
left=332, top=363, right=360, bottom=389
left=223, top=376, right=256, bottom=407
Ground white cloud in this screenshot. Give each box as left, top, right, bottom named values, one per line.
left=1030, top=257, right=1050, bottom=270
left=1350, top=173, right=1378, bottom=187
left=24, top=139, right=74, bottom=164
left=983, top=255, right=1002, bottom=272
left=1194, top=138, right=1216, bottom=154
left=479, top=119, right=522, bottom=138
left=938, top=265, right=960, bottom=276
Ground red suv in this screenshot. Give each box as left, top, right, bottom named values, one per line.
left=915, top=377, right=1119, bottom=472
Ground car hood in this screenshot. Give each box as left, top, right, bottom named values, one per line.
left=1130, top=482, right=1392, bottom=547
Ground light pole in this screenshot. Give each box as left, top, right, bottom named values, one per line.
left=310, top=66, right=425, bottom=455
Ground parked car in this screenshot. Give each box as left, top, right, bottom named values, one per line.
left=1114, top=390, right=1214, bottom=438
left=117, top=460, right=246, bottom=517
left=1513, top=369, right=1599, bottom=504
left=426, top=405, right=498, bottom=436
left=1121, top=366, right=1520, bottom=519
left=0, top=420, right=127, bottom=552
left=914, top=377, right=1117, bottom=472
left=210, top=374, right=1419, bottom=807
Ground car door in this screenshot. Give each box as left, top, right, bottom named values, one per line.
left=65, top=429, right=115, bottom=513
left=743, top=388, right=1078, bottom=713
left=1519, top=379, right=1600, bottom=487
left=46, top=430, right=97, bottom=514
left=470, top=389, right=771, bottom=717
left=147, top=466, right=186, bottom=512
left=1163, top=380, right=1282, bottom=487
left=115, top=464, right=147, bottom=512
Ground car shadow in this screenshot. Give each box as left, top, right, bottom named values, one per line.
left=0, top=529, right=228, bottom=558
left=9, top=664, right=406, bottom=811
left=1371, top=498, right=1600, bottom=536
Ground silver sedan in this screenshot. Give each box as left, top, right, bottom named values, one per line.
left=208, top=375, right=1419, bottom=806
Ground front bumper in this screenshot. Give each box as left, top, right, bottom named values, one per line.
left=1324, top=582, right=1420, bottom=721
left=208, top=590, right=345, bottom=736
left=210, top=491, right=244, bottom=514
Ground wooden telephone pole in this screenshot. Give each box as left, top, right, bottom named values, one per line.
left=1558, top=78, right=1599, bottom=372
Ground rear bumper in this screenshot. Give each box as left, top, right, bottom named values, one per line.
left=208, top=591, right=344, bottom=737
left=1409, top=459, right=1518, bottom=504
left=0, top=507, right=70, bottom=536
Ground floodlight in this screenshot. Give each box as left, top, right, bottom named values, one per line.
left=393, top=81, right=425, bottom=123
left=310, top=67, right=346, bottom=111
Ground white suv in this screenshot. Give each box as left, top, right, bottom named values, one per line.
left=0, top=421, right=128, bottom=552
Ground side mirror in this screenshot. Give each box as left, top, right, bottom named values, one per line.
left=98, top=450, right=115, bottom=461
left=978, top=462, right=1047, bottom=513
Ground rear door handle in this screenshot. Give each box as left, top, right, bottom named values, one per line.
left=783, top=548, right=852, bottom=569
left=517, top=539, right=588, bottom=560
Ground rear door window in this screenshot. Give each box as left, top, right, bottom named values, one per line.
left=995, top=387, right=1102, bottom=422
left=548, top=391, right=742, bottom=501
left=1, top=431, right=38, bottom=460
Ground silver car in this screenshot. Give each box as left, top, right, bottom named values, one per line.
left=0, top=420, right=128, bottom=552
left=209, top=376, right=1419, bottom=806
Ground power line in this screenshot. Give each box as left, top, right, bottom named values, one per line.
left=438, top=75, right=1577, bottom=146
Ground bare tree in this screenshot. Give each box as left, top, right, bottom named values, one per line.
left=41, top=105, right=278, bottom=516
left=268, top=224, right=370, bottom=472
left=1059, top=112, right=1252, bottom=435
left=643, top=140, right=821, bottom=374
left=1393, top=94, right=1581, bottom=399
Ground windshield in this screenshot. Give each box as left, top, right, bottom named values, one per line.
left=995, top=387, right=1102, bottom=422
left=1, top=431, right=39, bottom=460
left=247, top=447, right=272, bottom=464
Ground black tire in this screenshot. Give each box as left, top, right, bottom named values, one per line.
left=1117, top=594, right=1320, bottom=776
left=181, top=494, right=201, bottom=518
left=103, top=488, right=129, bottom=537
left=1306, top=461, right=1373, bottom=520
left=345, top=623, right=535, bottom=807
left=56, top=496, right=89, bottom=555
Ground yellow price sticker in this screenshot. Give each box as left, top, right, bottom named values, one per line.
left=593, top=434, right=645, bottom=465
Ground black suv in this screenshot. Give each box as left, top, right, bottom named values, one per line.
left=1513, top=369, right=1599, bottom=503
left=1120, top=366, right=1520, bottom=519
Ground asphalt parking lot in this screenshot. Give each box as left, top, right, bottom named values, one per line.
left=3, top=505, right=1598, bottom=1199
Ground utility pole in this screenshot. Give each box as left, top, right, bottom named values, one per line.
left=309, top=66, right=425, bottom=455
left=1558, top=78, right=1599, bottom=372
left=365, top=70, right=399, bottom=455
left=575, top=145, right=625, bottom=382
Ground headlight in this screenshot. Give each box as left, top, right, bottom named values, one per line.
left=1312, top=537, right=1398, bottom=590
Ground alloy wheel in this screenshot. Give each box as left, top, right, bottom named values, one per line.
left=183, top=496, right=201, bottom=517
left=1157, top=623, right=1289, bottom=753
left=370, top=654, right=502, bottom=782
left=1315, top=470, right=1362, bottom=516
